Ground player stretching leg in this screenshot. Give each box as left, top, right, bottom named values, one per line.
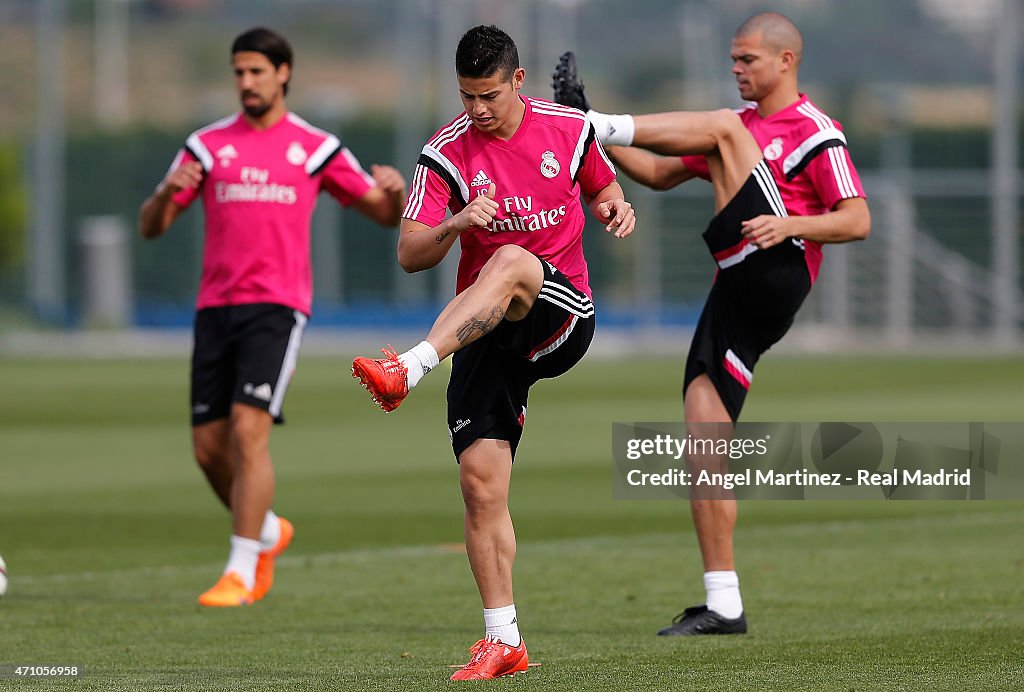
left=352, top=25, right=634, bottom=679
left=554, top=34, right=867, bottom=635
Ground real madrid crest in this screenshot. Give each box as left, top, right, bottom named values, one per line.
left=286, top=142, right=308, bottom=166
left=540, top=150, right=560, bottom=178
left=763, top=137, right=783, bottom=161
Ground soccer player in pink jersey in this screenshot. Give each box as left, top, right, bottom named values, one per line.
left=351, top=25, right=634, bottom=679
left=553, top=12, right=870, bottom=636
left=138, top=27, right=406, bottom=607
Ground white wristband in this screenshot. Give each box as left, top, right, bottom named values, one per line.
left=587, top=110, right=635, bottom=147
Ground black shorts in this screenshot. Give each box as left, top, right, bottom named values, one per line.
left=191, top=303, right=308, bottom=426
left=447, top=257, right=595, bottom=460
left=684, top=163, right=811, bottom=421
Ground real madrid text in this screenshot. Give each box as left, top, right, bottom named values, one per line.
left=626, top=467, right=973, bottom=489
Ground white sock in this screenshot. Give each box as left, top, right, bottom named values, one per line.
left=704, top=570, right=743, bottom=619
left=224, top=535, right=262, bottom=590
left=483, top=604, right=521, bottom=646
left=587, top=110, right=635, bottom=146
left=398, top=340, right=439, bottom=389
left=259, top=510, right=280, bottom=551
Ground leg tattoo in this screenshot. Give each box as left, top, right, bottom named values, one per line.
left=456, top=306, right=505, bottom=345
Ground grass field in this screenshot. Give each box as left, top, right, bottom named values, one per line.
left=2, top=353, right=1023, bottom=691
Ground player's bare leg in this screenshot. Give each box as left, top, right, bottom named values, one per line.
left=228, top=403, right=275, bottom=542
left=655, top=375, right=748, bottom=635
left=198, top=403, right=275, bottom=606
left=449, top=437, right=529, bottom=681
left=683, top=375, right=737, bottom=573
left=629, top=109, right=763, bottom=213
left=554, top=52, right=763, bottom=211
left=425, top=245, right=544, bottom=359
left=192, top=419, right=233, bottom=508
left=353, top=245, right=544, bottom=412
left=459, top=438, right=516, bottom=609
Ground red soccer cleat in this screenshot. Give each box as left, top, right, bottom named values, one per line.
left=450, top=636, right=529, bottom=681
left=351, top=346, right=409, bottom=412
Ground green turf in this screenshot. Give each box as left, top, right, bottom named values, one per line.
left=1, top=355, right=1023, bottom=691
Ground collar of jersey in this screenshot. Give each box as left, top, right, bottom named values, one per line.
left=235, top=110, right=291, bottom=134
left=476, top=96, right=531, bottom=150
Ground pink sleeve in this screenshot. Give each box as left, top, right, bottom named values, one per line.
left=806, top=145, right=865, bottom=210
left=680, top=155, right=712, bottom=181
left=168, top=148, right=201, bottom=208
left=577, top=133, right=617, bottom=197
left=402, top=163, right=454, bottom=228
left=321, top=146, right=375, bottom=207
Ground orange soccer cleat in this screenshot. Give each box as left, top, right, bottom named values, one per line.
left=450, top=636, right=529, bottom=681
left=351, top=346, right=409, bottom=412
left=253, top=517, right=294, bottom=601
left=197, top=571, right=254, bottom=607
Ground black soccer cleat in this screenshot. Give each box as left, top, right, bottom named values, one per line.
left=551, top=51, right=591, bottom=112
left=657, top=605, right=748, bottom=636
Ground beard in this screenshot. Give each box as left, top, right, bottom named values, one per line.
left=242, top=99, right=271, bottom=118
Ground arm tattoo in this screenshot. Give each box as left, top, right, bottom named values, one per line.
left=456, top=306, right=505, bottom=345
left=435, top=230, right=451, bottom=244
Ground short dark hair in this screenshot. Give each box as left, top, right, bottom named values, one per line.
left=455, top=25, right=519, bottom=81
left=232, top=27, right=293, bottom=94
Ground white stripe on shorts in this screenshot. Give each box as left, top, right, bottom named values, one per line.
left=538, top=287, right=594, bottom=318
left=269, top=311, right=308, bottom=417
left=537, top=280, right=594, bottom=317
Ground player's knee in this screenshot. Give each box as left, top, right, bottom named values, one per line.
left=711, top=109, right=745, bottom=142
left=459, top=471, right=507, bottom=515
left=484, top=244, right=531, bottom=270
left=230, top=430, right=268, bottom=461
left=462, top=489, right=506, bottom=518
left=478, top=245, right=533, bottom=289
left=230, top=403, right=272, bottom=433
left=193, top=438, right=226, bottom=468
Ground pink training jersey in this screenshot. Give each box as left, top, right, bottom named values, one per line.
left=403, top=96, right=617, bottom=298
left=167, top=112, right=376, bottom=315
left=681, top=94, right=865, bottom=283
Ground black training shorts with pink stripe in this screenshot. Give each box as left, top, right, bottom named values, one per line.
left=684, top=161, right=811, bottom=421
